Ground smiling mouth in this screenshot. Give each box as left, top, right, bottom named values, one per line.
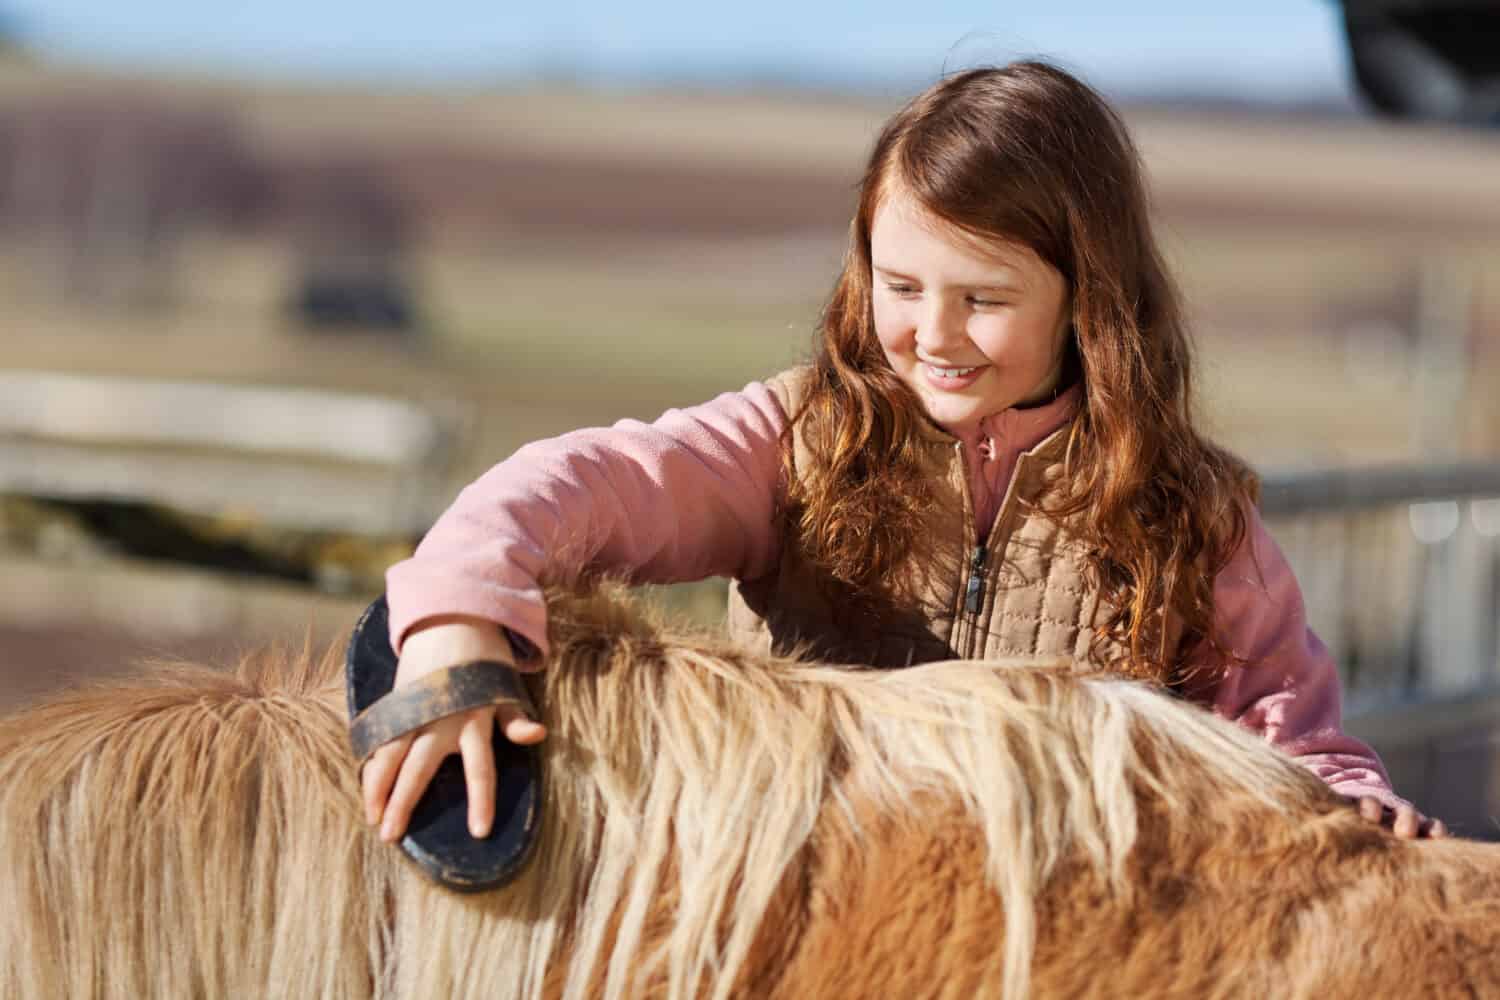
left=924, top=363, right=983, bottom=380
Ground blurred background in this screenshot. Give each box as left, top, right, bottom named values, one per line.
left=2, top=3, right=1499, bottom=827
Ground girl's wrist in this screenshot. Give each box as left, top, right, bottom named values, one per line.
left=401, top=615, right=517, bottom=670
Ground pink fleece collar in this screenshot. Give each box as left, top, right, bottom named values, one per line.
left=955, top=383, right=1083, bottom=541
left=964, top=383, right=1082, bottom=457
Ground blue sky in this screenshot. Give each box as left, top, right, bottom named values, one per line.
left=9, top=2, right=1355, bottom=101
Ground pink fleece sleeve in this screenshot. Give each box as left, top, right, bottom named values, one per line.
left=1180, top=508, right=1408, bottom=811
left=385, top=381, right=789, bottom=658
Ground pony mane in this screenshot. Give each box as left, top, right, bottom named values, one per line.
left=0, top=641, right=400, bottom=999
left=443, top=585, right=1338, bottom=1000
left=0, top=587, right=1345, bottom=1000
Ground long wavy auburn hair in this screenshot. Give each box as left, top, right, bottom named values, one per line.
left=789, top=60, right=1259, bottom=681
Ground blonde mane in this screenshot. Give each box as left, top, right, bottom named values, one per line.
left=0, top=586, right=1480, bottom=999
left=486, top=588, right=1333, bottom=1000
left=0, top=642, right=398, bottom=998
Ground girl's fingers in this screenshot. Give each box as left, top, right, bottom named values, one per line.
left=1393, top=804, right=1421, bottom=839
left=361, top=734, right=414, bottom=826
left=362, top=700, right=543, bottom=844
left=1353, top=797, right=1447, bottom=840
left=497, top=702, right=547, bottom=744
left=458, top=715, right=498, bottom=838
left=381, top=732, right=447, bottom=843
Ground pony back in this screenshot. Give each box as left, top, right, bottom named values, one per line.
left=0, top=589, right=1442, bottom=1000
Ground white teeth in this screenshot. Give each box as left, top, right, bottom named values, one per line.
left=926, top=364, right=979, bottom=379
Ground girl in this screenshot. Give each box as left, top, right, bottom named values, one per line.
left=361, top=61, right=1445, bottom=850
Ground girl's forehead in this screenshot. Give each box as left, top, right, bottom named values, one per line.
left=871, top=189, right=1046, bottom=282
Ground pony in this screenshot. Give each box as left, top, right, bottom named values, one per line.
left=2, top=585, right=1497, bottom=999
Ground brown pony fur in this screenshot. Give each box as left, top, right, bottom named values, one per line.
left=2, top=586, right=1498, bottom=999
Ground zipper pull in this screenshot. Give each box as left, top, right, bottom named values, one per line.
left=964, top=544, right=988, bottom=615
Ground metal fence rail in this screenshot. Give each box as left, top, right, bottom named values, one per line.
left=1263, top=463, right=1500, bottom=517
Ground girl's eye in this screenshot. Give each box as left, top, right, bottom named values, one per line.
left=969, top=297, right=1007, bottom=308
left=885, top=283, right=919, bottom=298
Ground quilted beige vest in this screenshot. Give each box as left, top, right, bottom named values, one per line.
left=727, top=369, right=1141, bottom=673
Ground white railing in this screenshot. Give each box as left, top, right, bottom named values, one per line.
left=0, top=371, right=462, bottom=536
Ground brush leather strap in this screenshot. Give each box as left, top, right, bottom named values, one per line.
left=349, top=660, right=532, bottom=763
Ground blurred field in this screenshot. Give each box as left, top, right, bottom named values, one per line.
left=4, top=61, right=1498, bottom=461
left=2, top=57, right=1499, bottom=705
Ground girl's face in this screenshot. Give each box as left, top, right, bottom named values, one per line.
left=870, top=188, right=1072, bottom=435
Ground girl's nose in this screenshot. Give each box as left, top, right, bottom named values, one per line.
left=914, top=298, right=963, bottom=353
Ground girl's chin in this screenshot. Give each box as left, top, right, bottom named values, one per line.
left=920, top=400, right=985, bottom=432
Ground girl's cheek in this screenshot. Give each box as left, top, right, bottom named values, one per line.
left=970, top=317, right=1042, bottom=362
left=872, top=307, right=910, bottom=353
left=966, top=324, right=1011, bottom=361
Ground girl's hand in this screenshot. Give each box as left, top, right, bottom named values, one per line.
left=1356, top=796, right=1449, bottom=840
left=359, top=615, right=547, bottom=843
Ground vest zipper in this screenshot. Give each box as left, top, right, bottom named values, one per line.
left=964, top=544, right=989, bottom=616
left=965, top=453, right=1028, bottom=657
